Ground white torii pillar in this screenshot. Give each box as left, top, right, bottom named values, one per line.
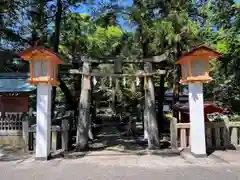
left=35, top=84, right=52, bottom=160
left=188, top=83, right=207, bottom=157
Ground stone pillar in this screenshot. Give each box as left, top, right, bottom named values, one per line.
left=144, top=91, right=149, bottom=140
left=35, top=84, right=52, bottom=160
left=144, top=62, right=159, bottom=149
left=76, top=60, right=91, bottom=151
left=22, top=115, right=29, bottom=152
left=112, top=59, right=122, bottom=114
left=188, top=83, right=206, bottom=157
left=61, top=119, right=68, bottom=151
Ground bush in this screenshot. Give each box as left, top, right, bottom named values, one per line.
left=230, top=115, right=240, bottom=122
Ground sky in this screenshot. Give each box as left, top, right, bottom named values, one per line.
left=71, top=0, right=132, bottom=15
left=70, top=0, right=133, bottom=31
left=73, top=0, right=240, bottom=14
left=71, top=0, right=240, bottom=32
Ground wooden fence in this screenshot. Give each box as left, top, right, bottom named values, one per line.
left=170, top=117, right=240, bottom=150
left=0, top=112, right=28, bottom=147
left=3, top=112, right=240, bottom=152
left=28, top=119, right=69, bottom=152
left=27, top=111, right=73, bottom=152
left=0, top=110, right=73, bottom=153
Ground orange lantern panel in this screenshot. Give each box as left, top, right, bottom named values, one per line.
left=18, top=47, right=64, bottom=86
left=176, top=45, right=221, bottom=84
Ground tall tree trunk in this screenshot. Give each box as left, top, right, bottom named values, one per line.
left=67, top=49, right=82, bottom=149
left=39, top=0, right=47, bottom=43
left=51, top=0, right=62, bottom=120
left=53, top=0, right=62, bottom=53
left=172, top=43, right=182, bottom=123
left=30, top=0, right=46, bottom=43
left=51, top=1, right=77, bottom=149
left=172, top=43, right=182, bottom=107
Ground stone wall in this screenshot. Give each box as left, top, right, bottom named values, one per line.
left=0, top=113, right=28, bottom=148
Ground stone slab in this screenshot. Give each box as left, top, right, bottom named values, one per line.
left=213, top=150, right=240, bottom=163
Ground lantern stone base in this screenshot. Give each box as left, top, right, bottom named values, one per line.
left=188, top=83, right=207, bottom=156
left=35, top=84, right=52, bottom=160
left=35, top=155, right=51, bottom=161
left=191, top=152, right=207, bottom=158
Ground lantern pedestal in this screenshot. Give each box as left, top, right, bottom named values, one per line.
left=35, top=84, right=52, bottom=160
left=188, top=83, right=207, bottom=157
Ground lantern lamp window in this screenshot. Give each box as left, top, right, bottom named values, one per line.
left=183, top=63, right=189, bottom=78
left=51, top=64, right=57, bottom=79
left=33, top=61, right=48, bottom=77
left=33, top=61, right=41, bottom=77
left=42, top=61, right=48, bottom=76
left=191, top=60, right=206, bottom=77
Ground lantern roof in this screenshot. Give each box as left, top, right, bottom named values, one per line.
left=176, top=45, right=221, bottom=65
left=18, top=46, right=64, bottom=64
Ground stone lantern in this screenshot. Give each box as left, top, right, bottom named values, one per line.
left=18, top=46, right=64, bottom=160
left=177, top=45, right=220, bottom=85
left=176, top=45, right=220, bottom=157
left=18, top=47, right=64, bottom=86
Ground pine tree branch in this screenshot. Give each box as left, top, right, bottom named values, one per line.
left=0, top=28, right=31, bottom=45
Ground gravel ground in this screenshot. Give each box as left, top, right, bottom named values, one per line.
left=0, top=157, right=240, bottom=180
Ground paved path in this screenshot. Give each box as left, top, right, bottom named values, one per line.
left=0, top=157, right=240, bottom=180
left=1, top=150, right=240, bottom=180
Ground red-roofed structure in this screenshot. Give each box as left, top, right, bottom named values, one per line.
left=173, top=102, right=224, bottom=123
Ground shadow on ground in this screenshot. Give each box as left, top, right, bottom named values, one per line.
left=0, top=145, right=33, bottom=162
left=0, top=119, right=178, bottom=161
left=63, top=124, right=180, bottom=159
left=206, top=144, right=237, bottom=156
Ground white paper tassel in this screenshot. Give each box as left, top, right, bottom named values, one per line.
left=109, top=76, right=112, bottom=87
left=123, top=77, right=126, bottom=86
left=136, top=76, right=140, bottom=86
left=93, top=76, right=97, bottom=86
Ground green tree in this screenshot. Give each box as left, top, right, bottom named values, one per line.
left=198, top=0, right=240, bottom=112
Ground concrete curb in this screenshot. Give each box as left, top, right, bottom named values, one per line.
left=63, top=148, right=182, bottom=159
